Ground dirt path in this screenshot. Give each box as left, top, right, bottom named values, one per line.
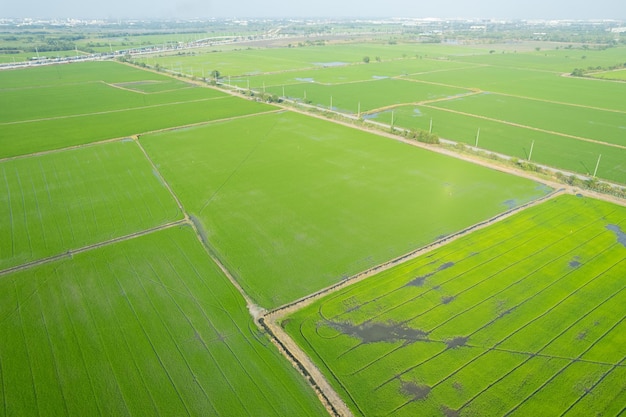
left=0, top=219, right=188, bottom=277
left=0, top=96, right=227, bottom=126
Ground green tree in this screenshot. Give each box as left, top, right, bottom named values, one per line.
left=363, top=56, right=370, bottom=64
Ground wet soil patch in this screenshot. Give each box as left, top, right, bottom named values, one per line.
left=400, top=381, right=431, bottom=401
left=330, top=321, right=428, bottom=344
left=445, top=336, right=468, bottom=349
left=569, top=256, right=582, bottom=268
left=442, top=405, right=460, bottom=417
left=503, top=199, right=517, bottom=209
left=441, top=295, right=456, bottom=304
left=606, top=224, right=626, bottom=248
left=406, top=262, right=455, bottom=287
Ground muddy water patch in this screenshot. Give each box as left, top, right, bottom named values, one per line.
left=569, top=256, right=582, bottom=268
left=406, top=261, right=455, bottom=287
left=606, top=224, right=626, bottom=247
left=329, top=321, right=428, bottom=344
left=400, top=380, right=431, bottom=401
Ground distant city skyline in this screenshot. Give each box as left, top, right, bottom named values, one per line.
left=3, top=0, right=626, bottom=21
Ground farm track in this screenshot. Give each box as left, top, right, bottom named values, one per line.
left=0, top=109, right=282, bottom=164
left=0, top=218, right=187, bottom=277
left=0, top=96, right=228, bottom=126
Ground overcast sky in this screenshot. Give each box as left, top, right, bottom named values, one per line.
left=5, top=0, right=626, bottom=20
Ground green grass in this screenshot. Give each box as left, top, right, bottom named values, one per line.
left=141, top=110, right=551, bottom=308
left=0, top=225, right=327, bottom=417
left=0, top=140, right=182, bottom=270
left=285, top=194, right=626, bottom=416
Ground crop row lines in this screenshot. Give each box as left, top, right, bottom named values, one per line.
left=113, top=267, right=192, bottom=415
left=333, top=204, right=599, bottom=330
left=0, top=219, right=187, bottom=277
left=14, top=280, right=40, bottom=416
left=128, top=255, right=221, bottom=415
left=423, top=217, right=616, bottom=334
left=99, top=261, right=161, bottom=415
left=503, top=314, right=626, bottom=416
left=151, top=248, right=249, bottom=416
left=75, top=267, right=135, bottom=416
left=2, top=165, right=15, bottom=258
left=372, top=237, right=621, bottom=391
left=298, top=317, right=366, bottom=417
left=322, top=195, right=572, bottom=324
left=386, top=264, right=624, bottom=416
left=455, top=277, right=626, bottom=413
left=0, top=96, right=229, bottom=126
left=320, top=194, right=576, bottom=321
left=421, top=103, right=626, bottom=151
left=443, top=252, right=625, bottom=398
left=558, top=357, right=626, bottom=417
left=59, top=268, right=106, bottom=416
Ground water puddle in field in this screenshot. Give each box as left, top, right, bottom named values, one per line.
left=503, top=199, right=517, bottom=209
left=400, top=381, right=431, bottom=401
left=606, top=224, right=626, bottom=248
left=372, top=75, right=389, bottom=79
left=569, top=256, right=582, bottom=268
left=295, top=77, right=315, bottom=83
left=313, top=61, right=348, bottom=67
left=445, top=336, right=468, bottom=349
left=413, top=108, right=422, bottom=116
left=329, top=321, right=428, bottom=344
left=406, top=262, right=455, bottom=287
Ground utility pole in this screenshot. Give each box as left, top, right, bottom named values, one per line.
left=391, top=111, right=395, bottom=129
left=330, top=96, right=333, bottom=111
left=593, top=154, right=602, bottom=177
left=475, top=128, right=480, bottom=148
left=358, top=102, right=361, bottom=119
left=429, top=118, right=433, bottom=134
left=528, top=140, right=535, bottom=161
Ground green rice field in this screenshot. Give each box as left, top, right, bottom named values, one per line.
left=284, top=194, right=626, bottom=416
left=145, top=42, right=626, bottom=184
left=2, top=39, right=626, bottom=417
left=0, top=226, right=327, bottom=416
left=0, top=140, right=182, bottom=270
left=140, top=110, right=551, bottom=308
left=0, top=62, right=274, bottom=158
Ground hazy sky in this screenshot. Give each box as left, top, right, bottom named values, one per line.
left=5, top=0, right=626, bottom=20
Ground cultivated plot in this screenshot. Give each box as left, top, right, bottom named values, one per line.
left=141, top=110, right=551, bottom=308
left=0, top=61, right=274, bottom=158
left=285, top=194, right=626, bottom=416
left=0, top=226, right=327, bottom=417
left=0, top=140, right=182, bottom=270
left=142, top=42, right=488, bottom=78
left=369, top=104, right=626, bottom=184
